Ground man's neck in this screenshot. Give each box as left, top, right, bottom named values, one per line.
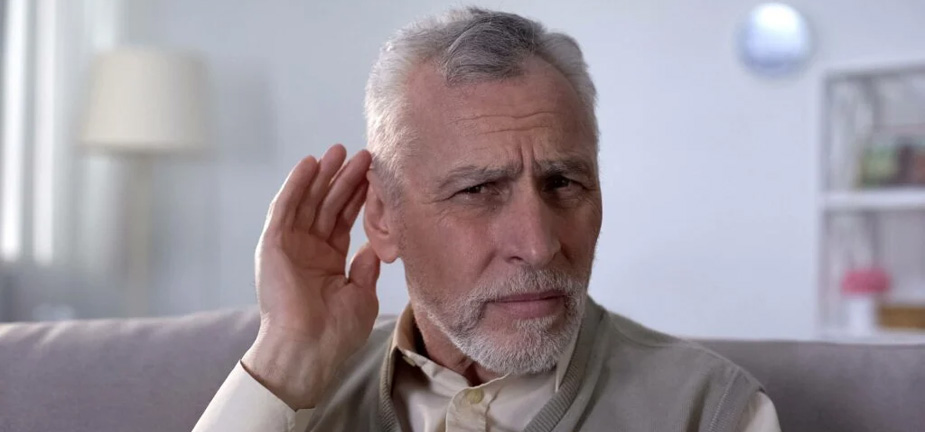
left=412, top=310, right=503, bottom=386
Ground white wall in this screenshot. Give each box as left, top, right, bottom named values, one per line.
left=124, top=0, right=925, bottom=339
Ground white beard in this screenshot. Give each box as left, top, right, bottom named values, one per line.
left=414, top=268, right=587, bottom=375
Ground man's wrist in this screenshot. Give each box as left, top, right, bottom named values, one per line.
left=241, top=332, right=328, bottom=410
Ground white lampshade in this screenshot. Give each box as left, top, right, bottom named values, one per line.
left=80, top=48, right=208, bottom=154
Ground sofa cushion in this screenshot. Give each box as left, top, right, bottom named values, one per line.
left=700, top=339, right=925, bottom=432
left=1, top=308, right=923, bottom=432
left=0, top=308, right=259, bottom=432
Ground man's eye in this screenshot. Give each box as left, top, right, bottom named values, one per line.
left=460, top=184, right=488, bottom=195
left=546, top=176, right=574, bottom=190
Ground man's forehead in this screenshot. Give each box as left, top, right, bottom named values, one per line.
left=399, top=57, right=596, bottom=189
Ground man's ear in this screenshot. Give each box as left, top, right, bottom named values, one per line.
left=364, top=174, right=400, bottom=263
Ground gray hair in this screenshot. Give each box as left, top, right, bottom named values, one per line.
left=364, top=7, right=598, bottom=198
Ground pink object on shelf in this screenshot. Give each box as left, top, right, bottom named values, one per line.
left=841, top=267, right=891, bottom=295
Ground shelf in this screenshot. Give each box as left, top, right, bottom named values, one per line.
left=820, top=327, right=925, bottom=345
left=819, top=64, right=925, bottom=346
left=823, top=189, right=925, bottom=211
left=825, top=60, right=925, bottom=81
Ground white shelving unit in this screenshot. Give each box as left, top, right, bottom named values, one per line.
left=822, top=189, right=925, bottom=212
left=818, top=62, right=925, bottom=343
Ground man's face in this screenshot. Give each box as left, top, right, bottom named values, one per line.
left=395, top=56, right=602, bottom=374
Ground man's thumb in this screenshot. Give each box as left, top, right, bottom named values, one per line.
left=348, top=242, right=381, bottom=291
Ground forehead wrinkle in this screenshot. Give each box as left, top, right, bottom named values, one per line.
left=451, top=110, right=564, bottom=137
left=475, top=125, right=558, bottom=137
left=452, top=110, right=560, bottom=124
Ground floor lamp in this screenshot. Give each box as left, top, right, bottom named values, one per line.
left=80, top=48, right=207, bottom=317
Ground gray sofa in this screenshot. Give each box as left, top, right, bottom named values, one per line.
left=1, top=308, right=923, bottom=432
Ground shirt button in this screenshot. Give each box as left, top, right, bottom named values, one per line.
left=402, top=356, right=416, bottom=367
left=466, top=389, right=484, bottom=404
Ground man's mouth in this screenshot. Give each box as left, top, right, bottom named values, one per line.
left=488, top=290, right=565, bottom=319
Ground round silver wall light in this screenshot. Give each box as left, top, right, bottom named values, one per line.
left=738, top=3, right=813, bottom=77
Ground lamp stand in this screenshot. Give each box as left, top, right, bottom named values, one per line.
left=125, top=155, right=152, bottom=317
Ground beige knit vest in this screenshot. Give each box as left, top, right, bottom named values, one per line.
left=307, top=299, right=762, bottom=432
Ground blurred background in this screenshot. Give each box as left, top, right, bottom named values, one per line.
left=2, top=0, right=925, bottom=342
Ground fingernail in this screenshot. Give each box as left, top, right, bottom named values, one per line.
left=320, top=146, right=335, bottom=162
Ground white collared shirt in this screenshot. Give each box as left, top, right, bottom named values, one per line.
left=390, top=306, right=577, bottom=432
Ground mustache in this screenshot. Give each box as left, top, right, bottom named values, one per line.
left=469, top=268, right=586, bottom=304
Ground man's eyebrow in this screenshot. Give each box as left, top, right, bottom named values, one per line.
left=435, top=158, right=596, bottom=191
left=436, top=164, right=520, bottom=192
left=535, top=158, right=596, bottom=178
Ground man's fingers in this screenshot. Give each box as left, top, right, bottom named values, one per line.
left=314, top=150, right=371, bottom=238
left=294, top=144, right=347, bottom=230
left=329, top=182, right=368, bottom=255
left=348, top=243, right=381, bottom=292
left=265, top=156, right=319, bottom=233
left=341, top=181, right=369, bottom=230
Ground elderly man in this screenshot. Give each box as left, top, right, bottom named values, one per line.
left=194, top=8, right=780, bottom=432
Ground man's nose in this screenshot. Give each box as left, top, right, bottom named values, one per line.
left=498, top=189, right=561, bottom=267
